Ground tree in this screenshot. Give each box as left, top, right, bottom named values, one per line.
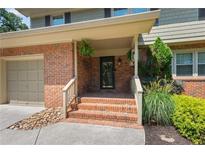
left=149, top=37, right=173, bottom=79
left=0, top=8, right=28, bottom=33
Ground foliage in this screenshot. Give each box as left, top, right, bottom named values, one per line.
left=138, top=49, right=158, bottom=83
left=0, top=8, right=28, bottom=33
left=143, top=79, right=175, bottom=125
left=172, top=95, right=205, bottom=144
left=140, top=37, right=173, bottom=80
left=79, top=39, right=95, bottom=57
left=171, top=80, right=184, bottom=94
left=127, top=49, right=134, bottom=62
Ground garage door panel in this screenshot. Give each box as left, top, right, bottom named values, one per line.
left=38, top=81, right=44, bottom=92
left=28, top=61, right=38, bottom=70
left=28, top=92, right=38, bottom=102
left=7, top=60, right=44, bottom=106
left=28, top=70, right=38, bottom=81
left=8, top=81, right=18, bottom=92
left=18, top=71, right=28, bottom=81
left=38, top=92, right=44, bottom=101
left=7, top=61, right=18, bottom=70
left=9, top=92, right=18, bottom=100
left=18, top=61, right=28, bottom=70
left=8, top=71, right=18, bottom=81
left=18, top=92, right=28, bottom=101
left=18, top=81, right=28, bottom=92
left=28, top=81, right=38, bottom=92
left=38, top=70, right=44, bottom=80
left=38, top=60, right=44, bottom=70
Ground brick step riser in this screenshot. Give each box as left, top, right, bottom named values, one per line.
left=80, top=98, right=136, bottom=105
left=78, top=104, right=137, bottom=113
left=68, top=112, right=138, bottom=123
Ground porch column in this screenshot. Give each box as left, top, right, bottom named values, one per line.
left=74, top=41, right=78, bottom=96
left=134, top=36, right=139, bottom=77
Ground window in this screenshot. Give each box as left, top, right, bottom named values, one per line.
left=52, top=15, right=64, bottom=26
left=113, top=8, right=128, bottom=16
left=131, top=8, right=148, bottom=14
left=198, top=8, right=205, bottom=20
left=176, top=53, right=193, bottom=76
left=198, top=52, right=205, bottom=75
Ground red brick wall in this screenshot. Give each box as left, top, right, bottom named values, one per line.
left=79, top=55, right=134, bottom=93
left=2, top=43, right=74, bottom=107
left=183, top=81, right=205, bottom=99
left=77, top=53, right=91, bottom=95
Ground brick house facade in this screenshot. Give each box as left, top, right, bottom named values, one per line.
left=1, top=43, right=74, bottom=107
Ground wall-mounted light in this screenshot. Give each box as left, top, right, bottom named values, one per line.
left=117, top=58, right=122, bottom=65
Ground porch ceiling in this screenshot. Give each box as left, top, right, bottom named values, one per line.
left=0, top=10, right=160, bottom=49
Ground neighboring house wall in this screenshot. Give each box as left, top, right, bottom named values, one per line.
left=1, top=43, right=74, bottom=107
left=71, top=9, right=104, bottom=23
left=159, top=8, right=199, bottom=25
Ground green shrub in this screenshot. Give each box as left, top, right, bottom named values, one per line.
left=172, top=95, right=205, bottom=144
left=143, top=79, right=175, bottom=125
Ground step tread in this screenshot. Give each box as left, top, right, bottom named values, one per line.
left=69, top=109, right=137, bottom=118
left=65, top=118, right=143, bottom=129
left=78, top=103, right=137, bottom=108
left=80, top=97, right=136, bottom=105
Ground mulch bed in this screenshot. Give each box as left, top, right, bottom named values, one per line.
left=8, top=107, right=63, bottom=130
left=144, top=125, right=192, bottom=145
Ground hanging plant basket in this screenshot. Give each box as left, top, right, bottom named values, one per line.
left=79, top=39, right=95, bottom=57
left=127, top=49, right=135, bottom=66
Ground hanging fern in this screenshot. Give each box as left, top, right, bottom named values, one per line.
left=127, top=49, right=134, bottom=62
left=79, top=39, right=95, bottom=57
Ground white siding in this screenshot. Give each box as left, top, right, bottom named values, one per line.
left=71, top=9, right=104, bottom=23
left=31, top=17, right=45, bottom=28
left=159, top=8, right=198, bottom=25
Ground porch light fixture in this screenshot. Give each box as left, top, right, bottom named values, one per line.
left=117, top=58, right=122, bottom=65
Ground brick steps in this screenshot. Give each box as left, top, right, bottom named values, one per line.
left=67, top=97, right=138, bottom=127
left=80, top=97, right=136, bottom=105
left=68, top=109, right=137, bottom=122
left=66, top=118, right=143, bottom=129
left=78, top=103, right=137, bottom=113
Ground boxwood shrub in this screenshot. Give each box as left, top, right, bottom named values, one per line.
left=172, top=95, right=205, bottom=144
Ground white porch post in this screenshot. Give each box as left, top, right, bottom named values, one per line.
left=134, top=36, right=139, bottom=77
left=74, top=41, right=78, bottom=96
left=133, top=35, right=143, bottom=125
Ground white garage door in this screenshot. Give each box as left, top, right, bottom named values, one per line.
left=7, top=60, right=44, bottom=106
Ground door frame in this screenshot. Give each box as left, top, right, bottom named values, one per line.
left=100, top=56, right=115, bottom=89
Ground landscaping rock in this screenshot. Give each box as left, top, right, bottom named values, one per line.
left=7, top=107, right=63, bottom=130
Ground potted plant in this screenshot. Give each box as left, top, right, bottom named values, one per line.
left=127, top=49, right=135, bottom=66
left=79, top=39, right=95, bottom=57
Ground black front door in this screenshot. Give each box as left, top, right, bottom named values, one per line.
left=100, top=56, right=115, bottom=89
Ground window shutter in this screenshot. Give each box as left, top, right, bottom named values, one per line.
left=45, top=15, right=51, bottom=26
left=64, top=12, right=71, bottom=24
left=104, top=8, right=111, bottom=18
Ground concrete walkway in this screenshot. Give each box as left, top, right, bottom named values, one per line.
left=0, top=104, right=145, bottom=145
left=0, top=122, right=145, bottom=145
left=0, top=104, right=44, bottom=130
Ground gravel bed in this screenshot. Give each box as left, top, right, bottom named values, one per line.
left=8, top=107, right=63, bottom=130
